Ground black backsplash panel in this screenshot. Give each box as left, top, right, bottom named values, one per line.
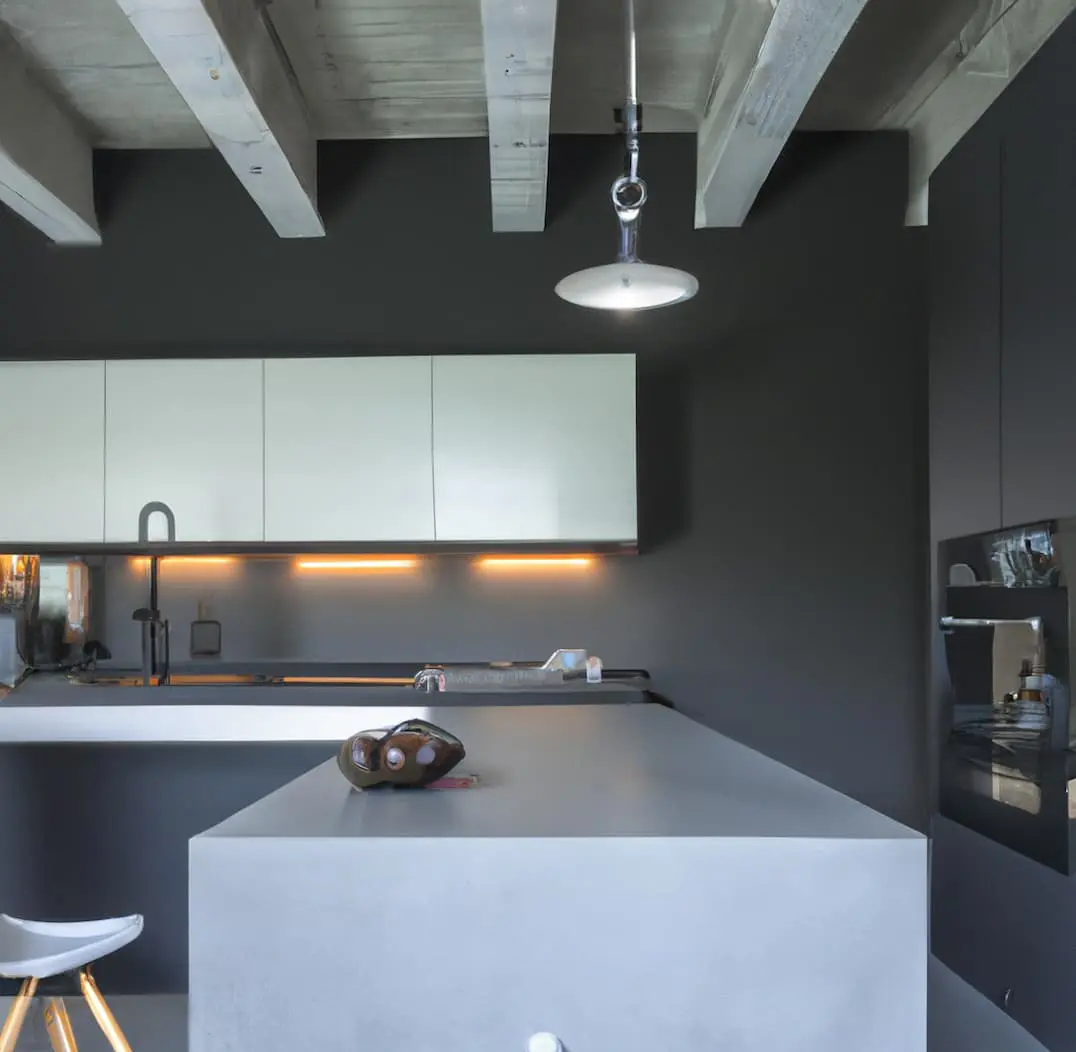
left=96, top=555, right=656, bottom=670
left=0, top=133, right=927, bottom=991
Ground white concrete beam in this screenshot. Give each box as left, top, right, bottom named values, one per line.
left=888, top=0, right=1076, bottom=226
left=0, top=25, right=100, bottom=245
left=115, top=0, right=323, bottom=238
left=480, top=0, right=558, bottom=232
left=695, top=0, right=869, bottom=229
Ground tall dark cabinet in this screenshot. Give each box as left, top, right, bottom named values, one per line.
left=929, top=13, right=1076, bottom=1050
left=931, top=47, right=1076, bottom=542
left=929, top=122, right=1002, bottom=543
left=1000, top=96, right=1076, bottom=528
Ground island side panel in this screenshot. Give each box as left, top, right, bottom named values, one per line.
left=190, top=835, right=927, bottom=1052
left=0, top=743, right=334, bottom=993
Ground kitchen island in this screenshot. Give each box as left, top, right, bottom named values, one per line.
left=191, top=704, right=927, bottom=1052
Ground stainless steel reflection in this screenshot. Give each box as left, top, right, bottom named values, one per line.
left=941, top=614, right=1058, bottom=745
left=0, top=555, right=37, bottom=611
left=0, top=621, right=18, bottom=689
left=32, top=559, right=90, bottom=665
left=954, top=752, right=1042, bottom=815
left=414, top=668, right=442, bottom=692
left=0, top=555, right=38, bottom=688
left=940, top=616, right=1044, bottom=705
left=987, top=525, right=1057, bottom=586
left=0, top=557, right=94, bottom=686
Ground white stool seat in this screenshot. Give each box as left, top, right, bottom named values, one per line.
left=0, top=914, right=143, bottom=978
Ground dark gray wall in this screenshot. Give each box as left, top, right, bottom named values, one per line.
left=0, top=133, right=927, bottom=987
left=929, top=12, right=1076, bottom=1051
left=0, top=134, right=927, bottom=823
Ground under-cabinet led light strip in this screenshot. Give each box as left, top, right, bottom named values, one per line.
left=474, top=556, right=596, bottom=571
left=294, top=558, right=419, bottom=572
left=124, top=554, right=598, bottom=574
left=129, top=556, right=237, bottom=569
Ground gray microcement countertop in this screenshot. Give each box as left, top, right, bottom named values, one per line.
left=189, top=705, right=926, bottom=1052
left=199, top=704, right=922, bottom=841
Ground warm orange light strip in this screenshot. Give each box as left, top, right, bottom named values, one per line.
left=129, top=556, right=237, bottom=569
left=294, top=557, right=419, bottom=572
left=475, top=555, right=596, bottom=571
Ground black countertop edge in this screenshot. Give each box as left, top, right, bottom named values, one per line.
left=2, top=679, right=671, bottom=710
left=57, top=661, right=651, bottom=680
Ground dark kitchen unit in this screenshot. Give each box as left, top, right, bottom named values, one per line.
left=937, top=521, right=1076, bottom=875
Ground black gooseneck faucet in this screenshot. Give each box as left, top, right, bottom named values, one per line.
left=133, top=502, right=175, bottom=686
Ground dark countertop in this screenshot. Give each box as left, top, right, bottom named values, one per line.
left=0, top=665, right=660, bottom=742
left=2, top=669, right=649, bottom=707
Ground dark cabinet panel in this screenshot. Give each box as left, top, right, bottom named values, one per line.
left=1001, top=109, right=1076, bottom=526
left=929, top=124, right=1002, bottom=541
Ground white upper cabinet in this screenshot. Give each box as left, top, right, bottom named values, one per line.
left=104, top=360, right=264, bottom=542
left=0, top=361, right=106, bottom=543
left=432, top=354, right=637, bottom=541
left=3, top=354, right=638, bottom=547
left=264, top=357, right=435, bottom=541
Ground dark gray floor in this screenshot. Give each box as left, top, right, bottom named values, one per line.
left=929, top=958, right=1047, bottom=1051
left=0, top=958, right=1042, bottom=1052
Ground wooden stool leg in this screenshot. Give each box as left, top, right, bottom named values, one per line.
left=78, top=970, right=132, bottom=1052
left=0, top=977, right=38, bottom=1052
left=44, top=997, right=78, bottom=1052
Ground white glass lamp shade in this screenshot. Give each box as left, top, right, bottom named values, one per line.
left=555, top=261, right=698, bottom=311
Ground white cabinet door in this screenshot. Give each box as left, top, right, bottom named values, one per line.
left=104, top=360, right=264, bottom=542
left=0, top=361, right=106, bottom=543
left=264, top=357, right=435, bottom=542
left=432, top=354, right=637, bottom=541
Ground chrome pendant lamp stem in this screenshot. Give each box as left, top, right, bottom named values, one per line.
left=616, top=0, right=643, bottom=262
left=622, top=0, right=640, bottom=182
left=617, top=215, right=638, bottom=264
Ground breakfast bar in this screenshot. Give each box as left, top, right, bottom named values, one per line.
left=190, top=704, right=927, bottom=1052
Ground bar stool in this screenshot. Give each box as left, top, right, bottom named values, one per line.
left=0, top=914, right=143, bottom=1052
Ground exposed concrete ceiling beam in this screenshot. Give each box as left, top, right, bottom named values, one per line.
left=0, top=24, right=100, bottom=245
left=886, top=0, right=1076, bottom=226
left=479, top=0, right=558, bottom=232
left=115, top=0, right=323, bottom=238
left=695, top=0, right=870, bottom=228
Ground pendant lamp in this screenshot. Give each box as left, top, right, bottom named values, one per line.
left=555, top=0, right=698, bottom=311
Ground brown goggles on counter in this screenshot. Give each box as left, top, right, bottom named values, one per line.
left=337, top=718, right=465, bottom=789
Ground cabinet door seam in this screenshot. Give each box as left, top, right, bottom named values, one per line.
left=997, top=134, right=1005, bottom=529
left=261, top=359, right=267, bottom=543
left=429, top=356, right=438, bottom=541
